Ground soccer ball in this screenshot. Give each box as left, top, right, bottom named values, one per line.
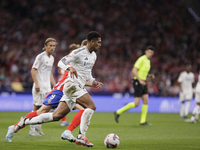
left=104, top=133, right=120, bottom=148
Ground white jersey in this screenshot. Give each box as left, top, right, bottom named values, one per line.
left=32, top=51, right=54, bottom=93
left=58, top=46, right=96, bottom=87
left=195, top=73, right=200, bottom=93
left=178, top=71, right=194, bottom=94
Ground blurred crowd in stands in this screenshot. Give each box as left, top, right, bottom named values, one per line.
left=0, top=0, right=200, bottom=96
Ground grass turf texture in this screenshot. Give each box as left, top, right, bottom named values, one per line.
left=0, top=112, right=200, bottom=150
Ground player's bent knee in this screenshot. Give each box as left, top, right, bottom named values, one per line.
left=91, top=105, right=96, bottom=111
left=134, top=101, right=140, bottom=107
left=88, top=102, right=96, bottom=111
left=52, top=113, right=64, bottom=121
left=135, top=103, right=139, bottom=107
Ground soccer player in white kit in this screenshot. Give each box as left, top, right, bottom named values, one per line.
left=187, top=72, right=200, bottom=123
left=30, top=38, right=56, bottom=136
left=58, top=43, right=81, bottom=126
left=14, top=31, right=103, bottom=147
left=177, top=63, right=194, bottom=119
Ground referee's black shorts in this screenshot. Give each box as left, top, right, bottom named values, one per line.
left=133, top=79, right=148, bottom=97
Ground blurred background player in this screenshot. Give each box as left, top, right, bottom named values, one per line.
left=30, top=38, right=57, bottom=136
left=114, top=46, right=155, bottom=125
left=186, top=71, right=200, bottom=123
left=177, top=63, right=194, bottom=119
left=58, top=43, right=81, bottom=126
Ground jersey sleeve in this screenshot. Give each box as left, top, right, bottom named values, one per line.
left=58, top=51, right=78, bottom=70
left=32, top=54, right=43, bottom=69
left=134, top=56, right=143, bottom=69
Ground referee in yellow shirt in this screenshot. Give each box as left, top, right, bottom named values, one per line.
left=114, top=45, right=155, bottom=125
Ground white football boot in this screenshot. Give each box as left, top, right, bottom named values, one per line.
left=61, top=130, right=76, bottom=142
left=6, top=125, right=15, bottom=142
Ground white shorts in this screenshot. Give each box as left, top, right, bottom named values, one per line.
left=60, top=79, right=88, bottom=110
left=32, top=89, right=49, bottom=106
left=195, top=92, right=200, bottom=103
left=179, top=92, right=193, bottom=101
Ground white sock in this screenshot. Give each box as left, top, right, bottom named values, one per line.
left=30, top=124, right=42, bottom=132
left=191, top=116, right=195, bottom=122
left=25, top=113, right=53, bottom=125
left=36, top=124, right=42, bottom=130
left=185, top=101, right=190, bottom=117
left=79, top=108, right=94, bottom=138
left=30, top=110, right=36, bottom=131
left=192, top=105, right=200, bottom=120
left=192, top=105, right=200, bottom=114
left=30, top=125, right=36, bottom=131
left=180, top=102, right=184, bottom=117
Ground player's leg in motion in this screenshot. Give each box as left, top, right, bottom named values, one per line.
left=114, top=79, right=145, bottom=124
left=61, top=104, right=84, bottom=142
left=6, top=104, right=54, bottom=142
left=30, top=90, right=46, bottom=136
left=184, top=100, right=191, bottom=118
left=140, top=94, right=151, bottom=125
left=6, top=110, right=38, bottom=142
left=14, top=102, right=69, bottom=134
left=190, top=104, right=200, bottom=123
left=190, top=93, right=200, bottom=123
left=180, top=101, right=185, bottom=119
left=19, top=101, right=70, bottom=126
left=30, top=110, right=41, bottom=136
left=114, top=98, right=139, bottom=123
left=179, top=93, right=185, bottom=119
left=75, top=93, right=96, bottom=147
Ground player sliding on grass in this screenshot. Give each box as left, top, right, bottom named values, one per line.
left=6, top=31, right=103, bottom=147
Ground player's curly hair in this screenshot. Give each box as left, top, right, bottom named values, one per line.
left=87, top=31, right=101, bottom=42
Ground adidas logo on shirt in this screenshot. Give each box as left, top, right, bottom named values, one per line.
left=84, top=57, right=88, bottom=60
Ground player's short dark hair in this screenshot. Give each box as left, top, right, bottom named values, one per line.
left=87, top=31, right=101, bottom=42
left=146, top=45, right=155, bottom=51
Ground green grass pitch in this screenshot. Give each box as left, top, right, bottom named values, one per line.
left=0, top=112, right=200, bottom=150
